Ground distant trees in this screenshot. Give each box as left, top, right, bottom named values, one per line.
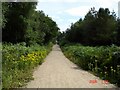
left=2, top=2, right=59, bottom=45
left=59, top=7, right=120, bottom=46
left=116, top=18, right=120, bottom=45
left=2, top=2, right=9, bottom=28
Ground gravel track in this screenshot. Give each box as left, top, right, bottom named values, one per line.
left=25, top=44, right=117, bottom=88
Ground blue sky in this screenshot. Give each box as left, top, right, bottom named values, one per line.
left=36, top=0, right=119, bottom=32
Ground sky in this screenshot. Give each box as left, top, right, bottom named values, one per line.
left=36, top=0, right=120, bottom=32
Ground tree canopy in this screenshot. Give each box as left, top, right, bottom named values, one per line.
left=58, top=8, right=120, bottom=46
left=2, top=2, right=59, bottom=45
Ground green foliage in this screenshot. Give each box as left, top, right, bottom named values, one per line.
left=2, top=42, right=52, bottom=88
left=2, top=2, right=59, bottom=89
left=0, top=43, right=1, bottom=90
left=2, top=2, right=59, bottom=45
left=62, top=44, right=120, bottom=87
left=2, top=2, right=37, bottom=43
left=58, top=7, right=118, bottom=46
left=1, top=3, right=8, bottom=28
left=116, top=18, right=120, bottom=45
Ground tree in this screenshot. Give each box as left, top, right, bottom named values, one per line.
left=60, top=7, right=118, bottom=46
left=2, top=3, right=9, bottom=28
left=2, top=2, right=37, bottom=43
left=2, top=2, right=59, bottom=45
left=116, top=18, right=120, bottom=45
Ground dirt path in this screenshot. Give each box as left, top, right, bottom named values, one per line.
left=25, top=44, right=117, bottom=88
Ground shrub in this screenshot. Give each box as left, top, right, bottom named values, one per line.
left=62, top=44, right=120, bottom=87
left=2, top=42, right=51, bottom=88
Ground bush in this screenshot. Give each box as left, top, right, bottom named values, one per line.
left=62, top=44, right=120, bottom=87
left=2, top=42, right=52, bottom=88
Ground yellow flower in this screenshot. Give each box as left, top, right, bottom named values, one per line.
left=114, top=70, right=116, bottom=72
left=105, top=72, right=107, bottom=74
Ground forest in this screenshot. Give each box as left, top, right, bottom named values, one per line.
left=58, top=7, right=120, bottom=46
left=2, top=2, right=59, bottom=88
left=58, top=7, right=120, bottom=87
left=1, top=2, right=120, bottom=88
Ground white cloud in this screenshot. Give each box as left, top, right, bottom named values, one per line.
left=65, top=6, right=91, bottom=17
left=38, top=0, right=89, bottom=3
left=64, top=0, right=119, bottom=17
left=61, top=0, right=87, bottom=3
left=57, top=11, right=63, bottom=14
left=52, top=16, right=60, bottom=19
left=37, top=0, right=120, bottom=31
left=51, top=16, right=64, bottom=22
left=93, top=0, right=119, bottom=10
left=59, top=24, right=70, bottom=32
left=94, top=0, right=112, bottom=8
left=68, top=19, right=78, bottom=23
left=38, top=0, right=119, bottom=5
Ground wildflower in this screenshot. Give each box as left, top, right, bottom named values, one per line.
left=117, top=65, right=120, bottom=68
left=114, top=70, right=116, bottom=72
left=105, top=72, right=107, bottom=74
left=111, top=69, right=114, bottom=71
left=104, top=66, right=107, bottom=69
left=95, top=60, right=97, bottom=62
